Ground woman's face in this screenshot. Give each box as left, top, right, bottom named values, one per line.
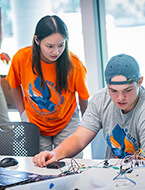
left=35, top=33, right=66, bottom=63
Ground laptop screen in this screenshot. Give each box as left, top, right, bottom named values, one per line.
left=0, top=167, right=58, bottom=189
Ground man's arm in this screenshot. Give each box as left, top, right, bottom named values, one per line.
left=33, top=125, right=96, bottom=167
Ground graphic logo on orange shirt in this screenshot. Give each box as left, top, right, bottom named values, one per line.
left=106, top=124, right=136, bottom=158
left=28, top=77, right=64, bottom=115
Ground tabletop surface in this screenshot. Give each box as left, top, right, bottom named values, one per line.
left=0, top=156, right=144, bottom=190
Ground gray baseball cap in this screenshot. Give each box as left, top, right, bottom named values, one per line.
left=105, top=54, right=140, bottom=85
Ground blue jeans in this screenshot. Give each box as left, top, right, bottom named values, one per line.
left=39, top=107, right=83, bottom=158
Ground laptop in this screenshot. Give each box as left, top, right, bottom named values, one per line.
left=0, top=167, right=58, bottom=189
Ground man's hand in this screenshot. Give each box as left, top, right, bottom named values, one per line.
left=0, top=53, right=10, bottom=64
left=32, top=151, right=58, bottom=167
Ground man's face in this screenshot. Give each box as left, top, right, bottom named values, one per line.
left=107, top=75, right=142, bottom=113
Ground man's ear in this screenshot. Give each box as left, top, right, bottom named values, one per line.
left=138, top=76, right=143, bottom=87
left=34, top=35, right=39, bottom=45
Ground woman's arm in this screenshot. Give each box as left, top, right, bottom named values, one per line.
left=10, top=85, right=25, bottom=115
left=79, top=97, right=88, bottom=116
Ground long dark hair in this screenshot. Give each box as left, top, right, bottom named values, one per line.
left=32, top=15, right=73, bottom=93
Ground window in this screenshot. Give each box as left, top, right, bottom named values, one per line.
left=0, top=0, right=13, bottom=75
left=1, top=0, right=85, bottom=75
left=105, top=0, right=145, bottom=86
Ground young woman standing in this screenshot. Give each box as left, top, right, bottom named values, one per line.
left=6, top=15, right=89, bottom=158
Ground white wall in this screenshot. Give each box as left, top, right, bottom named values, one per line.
left=10, top=0, right=51, bottom=50
left=81, top=0, right=107, bottom=159
left=80, top=0, right=103, bottom=95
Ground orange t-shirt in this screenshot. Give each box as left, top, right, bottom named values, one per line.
left=6, top=46, right=89, bottom=136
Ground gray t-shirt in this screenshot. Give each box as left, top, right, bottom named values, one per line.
left=80, top=87, right=145, bottom=159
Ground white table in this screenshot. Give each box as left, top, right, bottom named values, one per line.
left=0, top=156, right=144, bottom=189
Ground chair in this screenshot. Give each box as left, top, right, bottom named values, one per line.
left=0, top=122, right=40, bottom=156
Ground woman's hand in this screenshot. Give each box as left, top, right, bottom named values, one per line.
left=32, top=151, right=58, bottom=167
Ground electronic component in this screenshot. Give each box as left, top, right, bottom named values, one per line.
left=47, top=161, right=65, bottom=169
left=104, top=160, right=109, bottom=166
